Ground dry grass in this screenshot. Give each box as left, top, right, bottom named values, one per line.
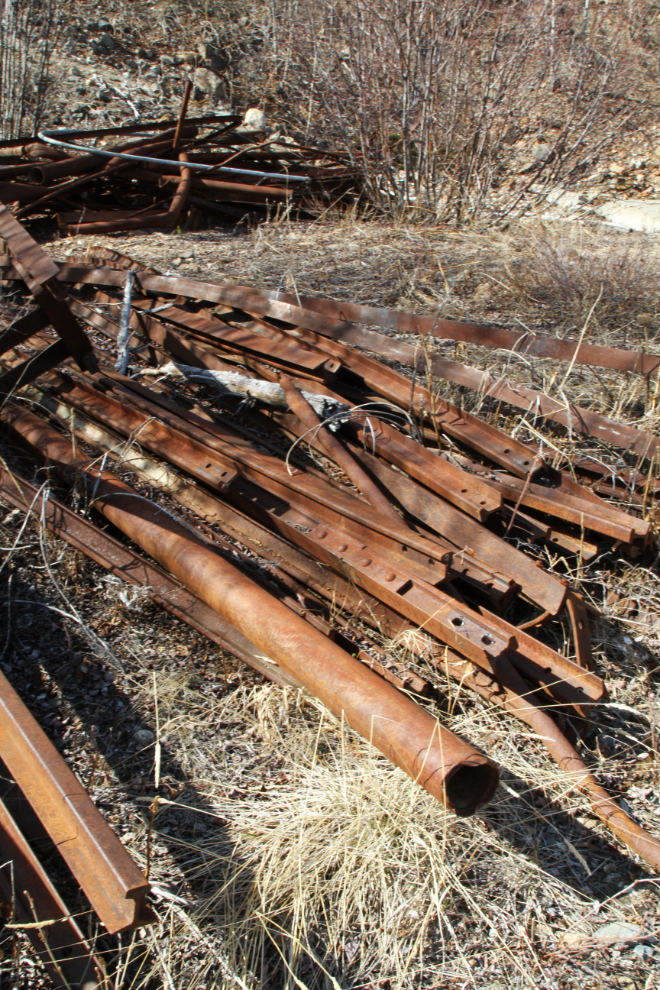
left=2, top=213, right=660, bottom=988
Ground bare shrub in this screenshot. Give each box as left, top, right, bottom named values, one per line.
left=0, top=0, right=59, bottom=139
left=258, top=0, right=656, bottom=222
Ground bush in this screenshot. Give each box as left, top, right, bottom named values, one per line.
left=258, top=0, right=657, bottom=222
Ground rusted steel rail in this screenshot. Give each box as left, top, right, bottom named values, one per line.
left=261, top=288, right=660, bottom=377
left=0, top=637, right=152, bottom=933
left=0, top=794, right=109, bottom=990
left=2, top=406, right=500, bottom=816
left=436, top=649, right=660, bottom=871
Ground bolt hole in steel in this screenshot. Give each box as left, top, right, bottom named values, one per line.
left=384, top=572, right=397, bottom=582
left=451, top=616, right=464, bottom=627
left=446, top=763, right=499, bottom=816
left=338, top=543, right=348, bottom=552
left=481, top=635, right=493, bottom=645
left=318, top=529, right=328, bottom=539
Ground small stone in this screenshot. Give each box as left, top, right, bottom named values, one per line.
left=193, top=66, right=225, bottom=101
left=98, top=32, right=115, bottom=49
left=134, top=728, right=155, bottom=746
left=636, top=312, right=656, bottom=326
left=241, top=107, right=267, bottom=132
left=533, top=140, right=553, bottom=163
left=631, top=944, right=654, bottom=959
left=595, top=921, right=644, bottom=943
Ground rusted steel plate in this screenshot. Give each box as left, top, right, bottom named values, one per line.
left=478, top=606, right=605, bottom=710
left=0, top=653, right=151, bottom=932
left=566, top=593, right=594, bottom=671
left=0, top=795, right=108, bottom=990
left=4, top=407, right=500, bottom=816
left=305, top=523, right=511, bottom=667
left=488, top=474, right=649, bottom=544
left=0, top=466, right=298, bottom=691
left=262, top=289, right=660, bottom=377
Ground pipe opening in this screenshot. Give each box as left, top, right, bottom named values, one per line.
left=446, top=762, right=499, bottom=816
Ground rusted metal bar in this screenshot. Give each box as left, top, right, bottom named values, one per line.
left=436, top=650, right=660, bottom=872
left=3, top=405, right=500, bottom=816
left=0, top=308, right=50, bottom=356
left=0, top=339, right=69, bottom=399
left=262, top=289, right=660, bottom=377
left=566, top=593, right=594, bottom=671
left=279, top=372, right=403, bottom=523
left=0, top=203, right=97, bottom=376
left=0, top=640, right=152, bottom=932
left=0, top=795, right=108, bottom=990
left=174, top=80, right=193, bottom=152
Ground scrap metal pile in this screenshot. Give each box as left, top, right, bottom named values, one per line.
left=1, top=203, right=660, bottom=982
left=0, top=95, right=358, bottom=236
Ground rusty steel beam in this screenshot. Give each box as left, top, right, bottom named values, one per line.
left=3, top=404, right=500, bottom=816
left=260, top=289, right=660, bottom=377
left=0, top=795, right=108, bottom=990
left=279, top=372, right=403, bottom=524
left=0, top=643, right=152, bottom=933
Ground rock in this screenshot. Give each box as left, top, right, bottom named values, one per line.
left=533, top=139, right=553, bottom=163
left=134, top=728, right=155, bottom=746
left=193, top=66, right=225, bottom=101
left=126, top=58, right=138, bottom=70
left=632, top=944, right=654, bottom=960
left=636, top=313, right=656, bottom=327
left=594, top=199, right=660, bottom=232
left=98, top=32, right=116, bottom=49
left=160, top=55, right=174, bottom=67
left=595, top=922, right=644, bottom=944
left=241, top=107, right=267, bottom=132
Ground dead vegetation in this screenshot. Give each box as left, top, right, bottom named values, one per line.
left=0, top=214, right=659, bottom=989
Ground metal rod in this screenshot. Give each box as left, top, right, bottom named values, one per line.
left=38, top=129, right=312, bottom=183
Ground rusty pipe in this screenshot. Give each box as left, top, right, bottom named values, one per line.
left=69, top=152, right=192, bottom=236
left=28, top=128, right=197, bottom=184
left=3, top=404, right=499, bottom=816
left=279, top=372, right=403, bottom=524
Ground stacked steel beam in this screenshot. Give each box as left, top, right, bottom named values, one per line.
left=1, top=208, right=660, bottom=948
left=0, top=101, right=359, bottom=235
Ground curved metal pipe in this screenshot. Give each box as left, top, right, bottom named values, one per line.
left=38, top=128, right=311, bottom=183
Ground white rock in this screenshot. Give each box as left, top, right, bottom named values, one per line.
left=595, top=921, right=644, bottom=943
left=241, top=107, right=267, bottom=132
left=594, top=199, right=660, bottom=232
